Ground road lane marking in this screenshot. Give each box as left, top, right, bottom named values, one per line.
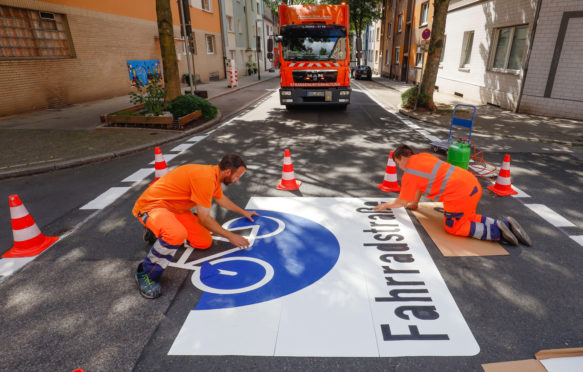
left=524, top=204, right=576, bottom=227
left=80, top=187, right=132, bottom=210
left=186, top=135, right=206, bottom=142
left=121, top=168, right=154, bottom=183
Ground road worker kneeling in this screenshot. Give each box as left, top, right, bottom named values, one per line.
left=132, top=153, right=259, bottom=299
left=374, top=144, right=531, bottom=246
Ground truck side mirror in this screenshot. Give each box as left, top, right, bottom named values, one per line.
left=356, top=37, right=362, bottom=52
left=275, top=35, right=283, bottom=43
left=267, top=38, right=273, bottom=52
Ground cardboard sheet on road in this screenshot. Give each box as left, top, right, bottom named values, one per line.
left=482, top=347, right=583, bottom=372
left=411, top=202, right=509, bottom=257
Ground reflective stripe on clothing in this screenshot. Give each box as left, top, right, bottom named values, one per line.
left=143, top=237, right=182, bottom=281
left=399, top=153, right=466, bottom=203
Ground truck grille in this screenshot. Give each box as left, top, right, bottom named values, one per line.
left=292, top=70, right=338, bottom=83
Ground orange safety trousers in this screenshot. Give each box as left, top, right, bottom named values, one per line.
left=140, top=208, right=213, bottom=249
left=443, top=183, right=484, bottom=237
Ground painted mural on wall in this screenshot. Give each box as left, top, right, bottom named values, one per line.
left=126, top=59, right=162, bottom=86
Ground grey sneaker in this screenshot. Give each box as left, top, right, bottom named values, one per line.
left=506, top=216, right=532, bottom=246
left=496, top=220, right=518, bottom=246
left=135, top=263, right=161, bottom=299
left=143, top=228, right=156, bottom=245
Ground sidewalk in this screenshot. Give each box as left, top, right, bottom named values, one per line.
left=370, top=75, right=583, bottom=147
left=0, top=70, right=279, bottom=179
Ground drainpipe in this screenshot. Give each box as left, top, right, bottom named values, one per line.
left=515, top=0, right=543, bottom=113
left=218, top=0, right=227, bottom=78
left=387, top=0, right=397, bottom=79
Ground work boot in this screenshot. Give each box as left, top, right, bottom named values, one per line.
left=142, top=227, right=156, bottom=245
left=506, top=216, right=532, bottom=246
left=135, top=263, right=161, bottom=299
left=496, top=220, right=518, bottom=246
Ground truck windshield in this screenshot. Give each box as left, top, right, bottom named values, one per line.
left=281, top=25, right=347, bottom=62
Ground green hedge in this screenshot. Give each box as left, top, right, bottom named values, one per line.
left=167, top=94, right=218, bottom=120
left=401, top=86, right=430, bottom=109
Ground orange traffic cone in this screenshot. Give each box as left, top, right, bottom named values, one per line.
left=153, top=146, right=168, bottom=182
left=487, top=154, right=518, bottom=196
left=276, top=149, right=302, bottom=190
left=378, top=151, right=401, bottom=192
left=2, top=194, right=58, bottom=258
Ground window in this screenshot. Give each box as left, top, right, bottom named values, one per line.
left=257, top=1, right=260, bottom=15
left=491, top=25, right=528, bottom=72
left=375, top=50, right=378, bottom=63
left=227, top=16, right=233, bottom=32
left=376, top=27, right=380, bottom=41
left=201, top=0, right=211, bottom=11
left=385, top=49, right=389, bottom=64
left=395, top=46, right=400, bottom=64
left=415, top=45, right=423, bottom=67
left=0, top=5, right=75, bottom=59
left=420, top=2, right=429, bottom=26
left=388, top=23, right=392, bottom=38
left=439, top=36, right=446, bottom=65
left=206, top=34, right=215, bottom=54
left=459, top=31, right=474, bottom=69
left=238, top=19, right=242, bottom=34
left=397, top=14, right=403, bottom=32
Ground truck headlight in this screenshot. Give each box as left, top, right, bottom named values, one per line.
left=281, top=91, right=292, bottom=96
left=340, top=91, right=350, bottom=96
left=282, top=99, right=293, bottom=103
left=339, top=98, right=349, bottom=103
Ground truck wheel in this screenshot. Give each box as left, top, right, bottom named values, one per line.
left=339, top=104, right=348, bottom=110
left=285, top=105, right=294, bottom=110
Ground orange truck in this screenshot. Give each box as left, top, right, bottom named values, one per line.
left=273, top=4, right=351, bottom=108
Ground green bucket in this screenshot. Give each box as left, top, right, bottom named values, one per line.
left=447, top=141, right=471, bottom=169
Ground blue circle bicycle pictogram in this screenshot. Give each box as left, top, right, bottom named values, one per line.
left=169, top=210, right=341, bottom=310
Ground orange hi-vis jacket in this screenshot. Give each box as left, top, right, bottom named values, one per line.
left=399, top=153, right=479, bottom=209
left=132, top=164, right=223, bottom=217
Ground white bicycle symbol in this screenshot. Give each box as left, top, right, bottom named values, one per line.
left=167, top=215, right=285, bottom=294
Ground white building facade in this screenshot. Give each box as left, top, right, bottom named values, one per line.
left=436, top=0, right=537, bottom=110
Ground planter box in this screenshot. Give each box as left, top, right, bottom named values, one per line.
left=101, top=104, right=202, bottom=130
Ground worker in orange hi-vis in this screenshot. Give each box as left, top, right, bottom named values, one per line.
left=132, top=153, right=259, bottom=299
left=374, top=145, right=531, bottom=248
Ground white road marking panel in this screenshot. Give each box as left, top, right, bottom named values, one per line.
left=524, top=204, right=576, bottom=227
left=80, top=187, right=131, bottom=210
left=170, top=197, right=479, bottom=357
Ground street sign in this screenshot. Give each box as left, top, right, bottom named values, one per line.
left=422, top=28, right=431, bottom=40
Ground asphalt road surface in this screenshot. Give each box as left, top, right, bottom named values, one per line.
left=0, top=82, right=582, bottom=371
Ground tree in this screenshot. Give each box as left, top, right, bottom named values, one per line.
left=156, top=0, right=181, bottom=101
left=324, top=0, right=383, bottom=65
left=418, top=0, right=450, bottom=110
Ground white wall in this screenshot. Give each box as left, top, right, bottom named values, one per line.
left=437, top=0, right=536, bottom=110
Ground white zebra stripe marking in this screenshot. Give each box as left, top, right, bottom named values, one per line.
left=569, top=235, right=583, bottom=247
left=122, top=168, right=154, bottom=183
left=524, top=204, right=576, bottom=227
left=80, top=187, right=132, bottom=210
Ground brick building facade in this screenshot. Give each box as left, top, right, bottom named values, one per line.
left=0, top=0, right=224, bottom=117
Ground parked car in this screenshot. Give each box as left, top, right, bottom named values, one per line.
left=354, top=65, right=372, bottom=80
